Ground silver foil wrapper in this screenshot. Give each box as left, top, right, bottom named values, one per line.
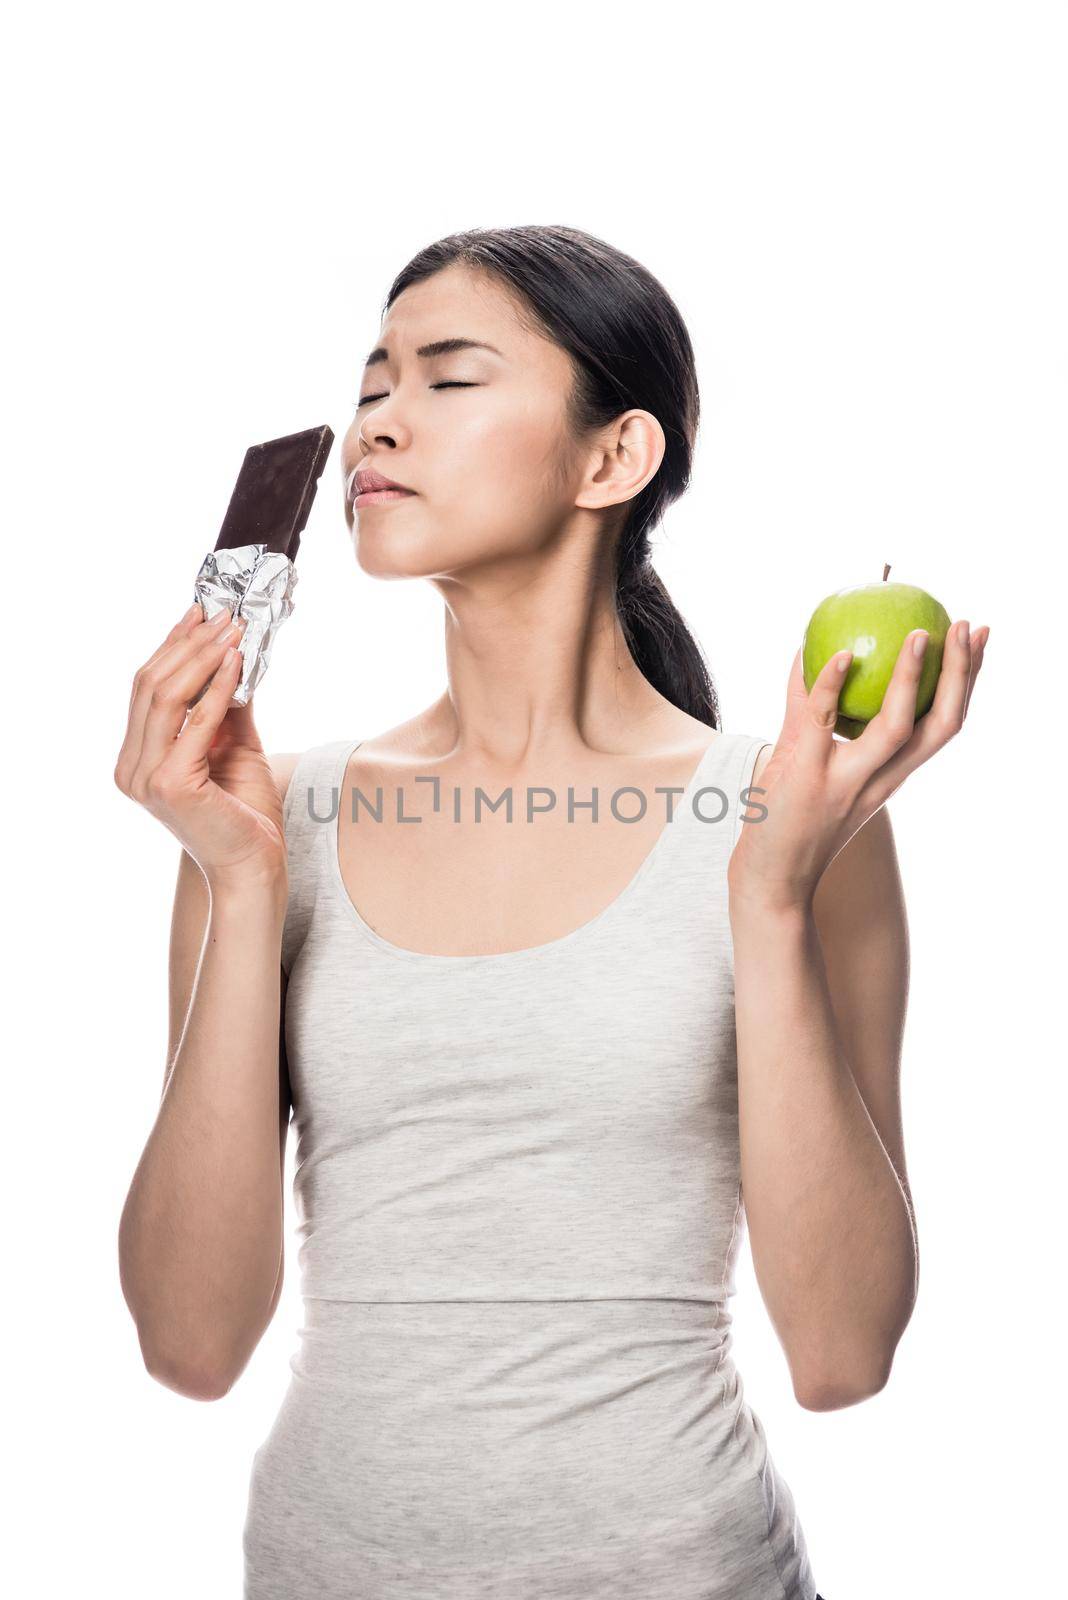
left=192, top=544, right=298, bottom=707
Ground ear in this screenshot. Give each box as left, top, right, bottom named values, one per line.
left=576, top=409, right=666, bottom=512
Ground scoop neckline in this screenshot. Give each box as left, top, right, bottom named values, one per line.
left=325, top=732, right=732, bottom=969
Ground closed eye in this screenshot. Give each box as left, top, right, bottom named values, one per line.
left=355, top=382, right=480, bottom=407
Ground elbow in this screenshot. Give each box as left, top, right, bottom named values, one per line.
left=793, top=1352, right=894, bottom=1412
left=132, top=1300, right=273, bottom=1403
left=123, top=1281, right=237, bottom=1400
left=789, top=1295, right=914, bottom=1414
left=140, top=1337, right=236, bottom=1403
left=144, top=1349, right=234, bottom=1402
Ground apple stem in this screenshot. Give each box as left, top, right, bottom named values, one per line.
left=882, top=563, right=891, bottom=582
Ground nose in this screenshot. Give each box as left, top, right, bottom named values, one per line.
left=358, top=388, right=412, bottom=453
left=361, top=424, right=399, bottom=451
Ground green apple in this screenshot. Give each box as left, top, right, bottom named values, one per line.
left=802, top=566, right=951, bottom=739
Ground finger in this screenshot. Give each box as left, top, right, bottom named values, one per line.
left=853, top=626, right=937, bottom=765
left=116, top=605, right=217, bottom=790
left=795, top=647, right=854, bottom=771
left=124, top=608, right=236, bottom=766
left=854, top=619, right=977, bottom=810
left=963, top=625, right=989, bottom=718
left=205, top=689, right=263, bottom=753
left=171, top=644, right=246, bottom=767
left=776, top=646, right=812, bottom=755
left=134, top=603, right=208, bottom=687
left=208, top=701, right=261, bottom=754
left=137, top=617, right=245, bottom=777
left=916, top=618, right=973, bottom=744
left=124, top=603, right=204, bottom=719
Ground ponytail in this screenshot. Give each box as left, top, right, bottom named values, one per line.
left=615, top=559, right=720, bottom=730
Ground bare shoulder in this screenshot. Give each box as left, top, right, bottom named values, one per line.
left=344, top=706, right=445, bottom=774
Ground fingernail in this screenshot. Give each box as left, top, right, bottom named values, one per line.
left=912, top=631, right=928, bottom=658
left=210, top=608, right=232, bottom=627
left=959, top=621, right=970, bottom=648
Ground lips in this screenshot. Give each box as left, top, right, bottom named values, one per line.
left=348, top=467, right=415, bottom=499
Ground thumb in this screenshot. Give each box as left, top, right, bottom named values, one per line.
left=777, top=645, right=808, bottom=751
left=213, top=695, right=264, bottom=753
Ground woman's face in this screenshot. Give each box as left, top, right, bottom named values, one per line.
left=340, top=263, right=590, bottom=583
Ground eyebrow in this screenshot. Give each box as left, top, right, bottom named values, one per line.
left=363, top=337, right=505, bottom=369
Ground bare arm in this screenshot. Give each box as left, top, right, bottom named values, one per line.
left=725, top=624, right=983, bottom=1414
left=731, top=749, right=916, bottom=1412
left=117, top=752, right=299, bottom=1401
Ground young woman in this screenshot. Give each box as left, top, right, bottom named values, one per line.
left=116, top=225, right=988, bottom=1599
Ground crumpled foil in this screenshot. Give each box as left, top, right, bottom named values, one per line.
left=191, top=544, right=298, bottom=707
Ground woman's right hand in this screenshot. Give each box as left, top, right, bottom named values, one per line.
left=114, top=602, right=289, bottom=896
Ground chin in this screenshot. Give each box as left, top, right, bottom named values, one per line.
left=353, top=534, right=441, bottom=582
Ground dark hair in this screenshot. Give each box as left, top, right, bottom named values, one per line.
left=383, top=225, right=721, bottom=730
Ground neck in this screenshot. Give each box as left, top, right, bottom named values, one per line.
left=422, top=538, right=669, bottom=767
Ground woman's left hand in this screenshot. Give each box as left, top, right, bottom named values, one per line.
left=728, top=620, right=990, bottom=914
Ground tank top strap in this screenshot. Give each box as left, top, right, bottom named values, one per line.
left=281, top=737, right=361, bottom=975
left=670, top=730, right=775, bottom=847
left=648, top=731, right=775, bottom=902
left=727, top=732, right=775, bottom=852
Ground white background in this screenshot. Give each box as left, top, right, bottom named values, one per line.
left=5, top=3, right=1064, bottom=1596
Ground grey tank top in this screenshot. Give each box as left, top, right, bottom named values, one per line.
left=244, top=731, right=819, bottom=1599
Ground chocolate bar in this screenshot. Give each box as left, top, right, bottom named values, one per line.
left=214, top=424, right=334, bottom=562
left=191, top=423, right=335, bottom=706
